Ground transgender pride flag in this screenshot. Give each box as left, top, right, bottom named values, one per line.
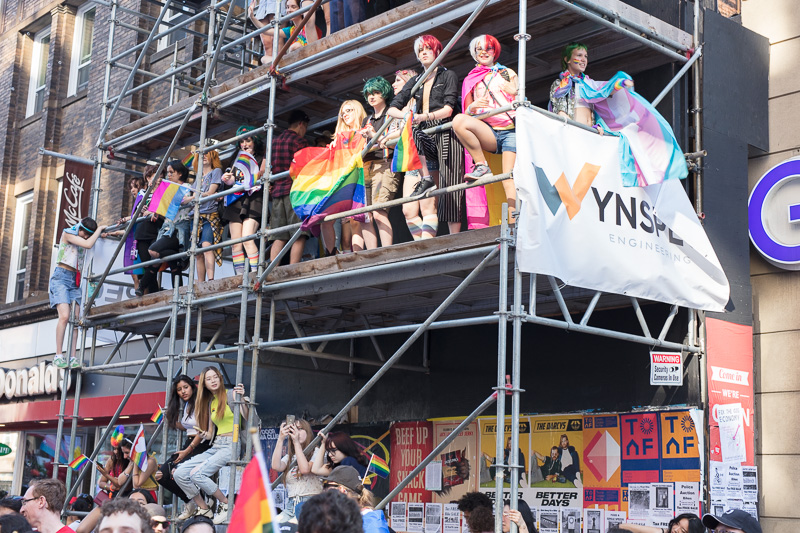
left=580, top=71, right=688, bottom=187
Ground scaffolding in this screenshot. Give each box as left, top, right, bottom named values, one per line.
left=45, top=0, right=706, bottom=527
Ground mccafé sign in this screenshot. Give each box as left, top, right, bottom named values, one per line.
left=0, top=363, right=72, bottom=400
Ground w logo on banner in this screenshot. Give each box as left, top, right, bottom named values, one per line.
left=534, top=162, right=601, bottom=220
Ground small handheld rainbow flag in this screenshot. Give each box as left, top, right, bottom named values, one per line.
left=367, top=453, right=390, bottom=478
left=225, top=151, right=260, bottom=206
left=182, top=151, right=196, bottom=170
left=150, top=406, right=164, bottom=424
left=131, top=424, right=149, bottom=471
left=110, top=425, right=125, bottom=447
left=148, top=180, right=191, bottom=220
left=391, top=112, right=423, bottom=173
left=69, top=454, right=91, bottom=471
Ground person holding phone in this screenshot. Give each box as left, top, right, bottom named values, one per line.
left=271, top=417, right=323, bottom=522
left=311, top=432, right=369, bottom=478
left=173, top=367, right=250, bottom=524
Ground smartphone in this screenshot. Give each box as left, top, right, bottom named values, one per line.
left=286, top=414, right=296, bottom=426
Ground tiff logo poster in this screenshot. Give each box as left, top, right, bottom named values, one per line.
left=56, top=160, right=94, bottom=236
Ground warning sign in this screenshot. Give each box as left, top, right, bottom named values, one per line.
left=649, top=352, right=683, bottom=386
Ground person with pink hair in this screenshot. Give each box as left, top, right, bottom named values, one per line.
left=388, top=35, right=465, bottom=235
left=452, top=34, right=518, bottom=214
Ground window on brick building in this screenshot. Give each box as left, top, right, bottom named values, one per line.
left=156, top=8, right=188, bottom=52
left=26, top=29, right=51, bottom=117
left=68, top=5, right=96, bottom=95
left=6, top=192, right=33, bottom=303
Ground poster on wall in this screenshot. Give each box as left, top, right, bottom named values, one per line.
left=620, top=413, right=661, bottom=485
left=391, top=502, right=408, bottom=531
left=408, top=503, right=425, bottom=533
left=391, top=421, right=434, bottom=504
left=478, top=416, right=531, bottom=489
left=659, top=411, right=701, bottom=483
left=706, top=318, right=755, bottom=466
left=583, top=415, right=622, bottom=510
left=526, top=415, right=584, bottom=509
left=582, top=508, right=603, bottom=533
left=430, top=420, right=480, bottom=504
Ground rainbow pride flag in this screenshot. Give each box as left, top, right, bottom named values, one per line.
left=69, top=454, right=91, bottom=470
left=182, top=152, right=195, bottom=170
left=290, top=132, right=366, bottom=235
left=391, top=112, right=422, bottom=172
left=148, top=180, right=190, bottom=220
left=131, top=424, right=149, bottom=471
left=228, top=445, right=278, bottom=533
left=110, top=425, right=124, bottom=447
left=368, top=453, right=390, bottom=478
left=150, top=406, right=164, bottom=424
left=579, top=71, right=688, bottom=187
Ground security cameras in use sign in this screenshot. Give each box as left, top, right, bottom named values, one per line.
left=650, top=351, right=683, bottom=386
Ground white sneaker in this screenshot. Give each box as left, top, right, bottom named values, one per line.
left=176, top=501, right=197, bottom=521
left=212, top=502, right=229, bottom=524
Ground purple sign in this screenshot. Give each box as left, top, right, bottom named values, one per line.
left=748, top=157, right=800, bottom=270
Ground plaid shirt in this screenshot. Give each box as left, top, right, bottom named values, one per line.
left=271, top=129, right=309, bottom=198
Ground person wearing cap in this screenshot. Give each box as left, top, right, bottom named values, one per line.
left=221, top=125, right=266, bottom=276
left=180, top=515, right=215, bottom=533
left=269, top=110, right=311, bottom=264
left=143, top=503, right=168, bottom=533
left=703, top=509, right=762, bottom=533
left=49, top=216, right=108, bottom=369
left=298, top=490, right=363, bottom=533
left=322, top=466, right=390, bottom=533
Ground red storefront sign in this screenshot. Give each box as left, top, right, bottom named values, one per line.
left=390, top=421, right=433, bottom=503
left=706, top=318, right=755, bottom=466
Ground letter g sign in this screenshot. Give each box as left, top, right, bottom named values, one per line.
left=749, top=157, right=800, bottom=270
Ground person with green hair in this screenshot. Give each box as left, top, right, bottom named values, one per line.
left=358, top=76, right=402, bottom=250
left=220, top=125, right=265, bottom=275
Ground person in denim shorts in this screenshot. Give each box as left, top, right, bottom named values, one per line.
left=49, top=217, right=107, bottom=368
left=452, top=34, right=519, bottom=215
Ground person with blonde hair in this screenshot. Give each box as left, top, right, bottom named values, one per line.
left=190, top=150, right=224, bottom=281
left=319, top=100, right=368, bottom=255
left=272, top=418, right=323, bottom=522
left=173, top=367, right=250, bottom=525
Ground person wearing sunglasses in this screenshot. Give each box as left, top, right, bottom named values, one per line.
left=144, top=503, right=168, bottom=533
left=702, top=509, right=761, bottom=533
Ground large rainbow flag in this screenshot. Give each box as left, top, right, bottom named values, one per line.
left=290, top=132, right=367, bottom=235
left=391, top=112, right=422, bottom=172
left=228, top=446, right=278, bottom=533
left=148, top=180, right=190, bottom=220
left=579, top=71, right=688, bottom=187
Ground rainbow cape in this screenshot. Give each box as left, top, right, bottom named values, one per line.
left=131, top=424, right=149, bottom=471
left=368, top=453, right=390, bottom=478
left=69, top=454, right=91, bottom=470
left=391, top=112, right=422, bottom=172
left=148, top=180, right=190, bottom=220
left=150, top=406, right=164, bottom=424
left=290, top=132, right=367, bottom=235
left=228, top=446, right=278, bottom=533
left=578, top=71, right=688, bottom=187
left=110, top=425, right=125, bottom=447
left=225, top=151, right=260, bottom=206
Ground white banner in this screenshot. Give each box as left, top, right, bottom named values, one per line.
left=514, top=108, right=729, bottom=311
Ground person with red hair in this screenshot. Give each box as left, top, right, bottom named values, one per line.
left=388, top=34, right=465, bottom=235
left=453, top=34, right=519, bottom=214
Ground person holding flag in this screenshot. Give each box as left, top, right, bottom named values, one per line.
left=452, top=34, right=519, bottom=214
left=221, top=125, right=264, bottom=275
left=118, top=429, right=159, bottom=502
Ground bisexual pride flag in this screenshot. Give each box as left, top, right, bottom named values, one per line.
left=290, top=131, right=366, bottom=235
left=391, top=112, right=422, bottom=173
left=148, top=180, right=190, bottom=220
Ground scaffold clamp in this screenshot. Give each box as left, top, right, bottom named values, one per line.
left=514, top=32, right=531, bottom=41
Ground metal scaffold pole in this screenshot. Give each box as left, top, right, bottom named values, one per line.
left=493, top=205, right=510, bottom=533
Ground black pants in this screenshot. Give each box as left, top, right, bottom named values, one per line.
left=157, top=436, right=212, bottom=502
left=136, top=238, right=160, bottom=294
